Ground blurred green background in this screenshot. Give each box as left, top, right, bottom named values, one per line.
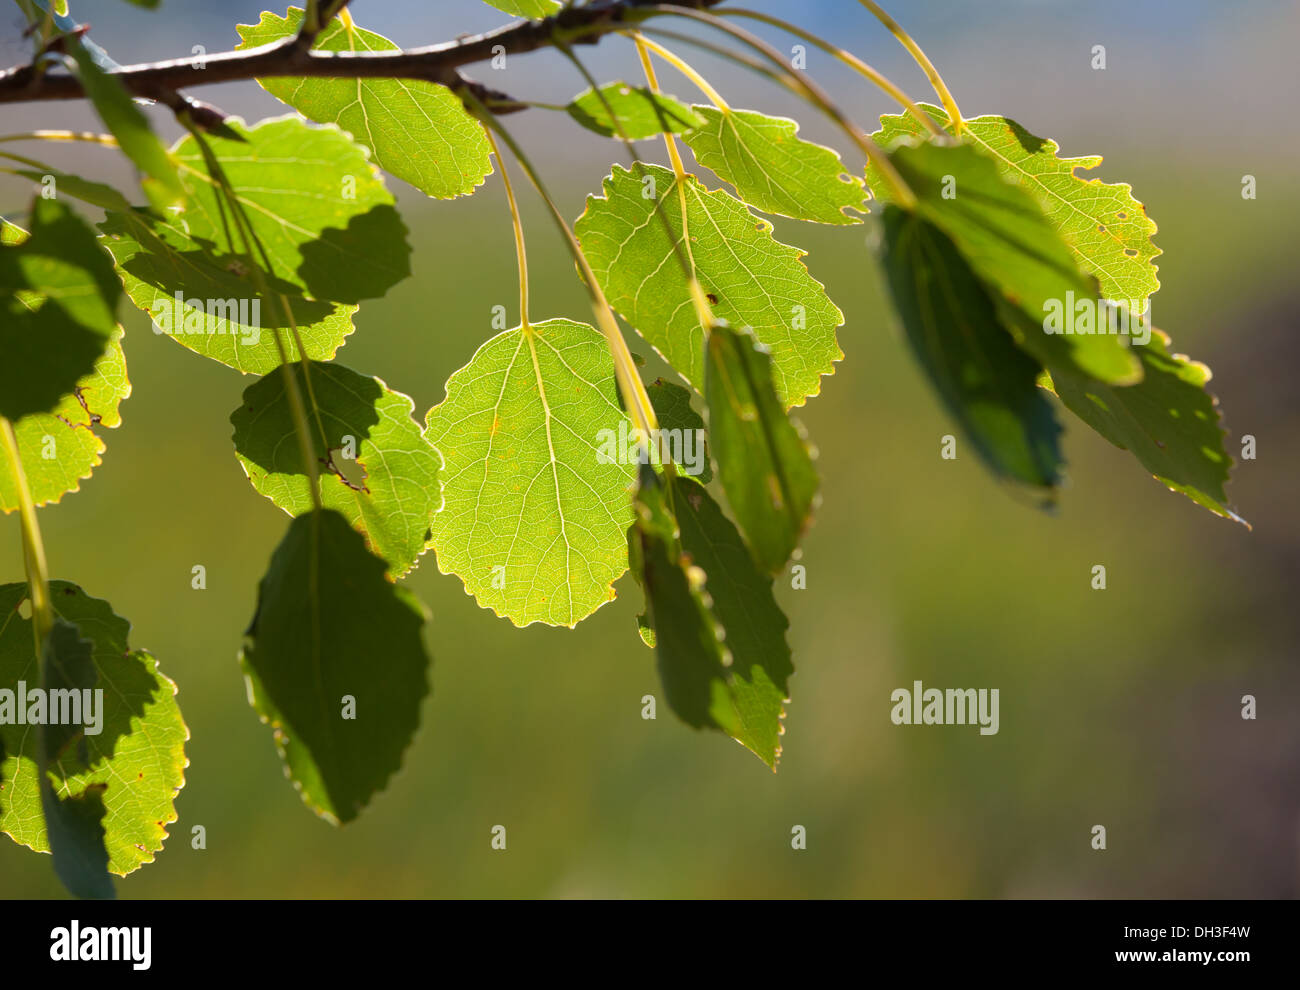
left=2, top=0, right=1297, bottom=898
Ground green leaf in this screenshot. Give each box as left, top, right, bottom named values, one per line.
left=704, top=324, right=818, bottom=573
left=1046, top=330, right=1245, bottom=525
left=0, top=200, right=119, bottom=420
left=629, top=469, right=792, bottom=767
left=100, top=115, right=409, bottom=373
left=871, top=140, right=1142, bottom=386
left=99, top=210, right=353, bottom=375
left=424, top=319, right=637, bottom=628
left=575, top=163, right=843, bottom=408
left=873, top=104, right=1160, bottom=308
left=629, top=469, right=735, bottom=734
left=38, top=619, right=114, bottom=899
left=567, top=83, right=705, bottom=139
left=236, top=8, right=493, bottom=200
left=1, top=216, right=129, bottom=509
left=232, top=361, right=443, bottom=577
left=240, top=509, right=431, bottom=824
left=683, top=106, right=869, bottom=225
left=0, top=582, right=188, bottom=876
left=481, top=0, right=559, bottom=17
left=67, top=37, right=183, bottom=211
left=647, top=378, right=711, bottom=483
left=0, top=326, right=129, bottom=512
left=671, top=475, right=792, bottom=766
left=879, top=206, right=1063, bottom=488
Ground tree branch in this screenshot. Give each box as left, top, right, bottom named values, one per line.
left=0, top=0, right=724, bottom=106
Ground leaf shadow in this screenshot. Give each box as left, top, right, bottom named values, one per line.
left=0, top=301, right=109, bottom=420
left=1004, top=116, right=1048, bottom=155
left=234, top=362, right=384, bottom=488
left=100, top=210, right=339, bottom=332
left=46, top=585, right=171, bottom=785
left=296, top=204, right=412, bottom=305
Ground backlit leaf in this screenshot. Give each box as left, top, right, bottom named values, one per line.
left=232, top=361, right=443, bottom=577
left=240, top=509, right=431, bottom=824
left=0, top=327, right=129, bottom=512
left=100, top=115, right=409, bottom=373
left=0, top=201, right=119, bottom=420
left=567, top=82, right=704, bottom=139
left=0, top=582, right=188, bottom=876
left=870, top=140, right=1142, bottom=386
left=879, top=206, right=1063, bottom=488
left=873, top=104, right=1160, bottom=307
left=704, top=324, right=817, bottom=572
left=684, top=106, right=868, bottom=224
left=237, top=8, right=493, bottom=200
left=575, top=163, right=842, bottom=407
left=424, top=319, right=636, bottom=628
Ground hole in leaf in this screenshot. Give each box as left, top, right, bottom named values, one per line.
left=330, top=453, right=369, bottom=494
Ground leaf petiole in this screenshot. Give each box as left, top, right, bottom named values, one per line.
left=632, top=35, right=731, bottom=113
left=715, top=8, right=944, bottom=139
left=630, top=34, right=713, bottom=331
left=464, top=91, right=659, bottom=441
left=0, top=130, right=117, bottom=146
left=181, top=120, right=325, bottom=513
left=483, top=126, right=531, bottom=331
left=635, top=6, right=918, bottom=210
left=856, top=0, right=964, bottom=133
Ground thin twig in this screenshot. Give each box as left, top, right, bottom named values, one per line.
left=0, top=0, right=725, bottom=106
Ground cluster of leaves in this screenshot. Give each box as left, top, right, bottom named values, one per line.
left=0, top=0, right=1242, bottom=897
